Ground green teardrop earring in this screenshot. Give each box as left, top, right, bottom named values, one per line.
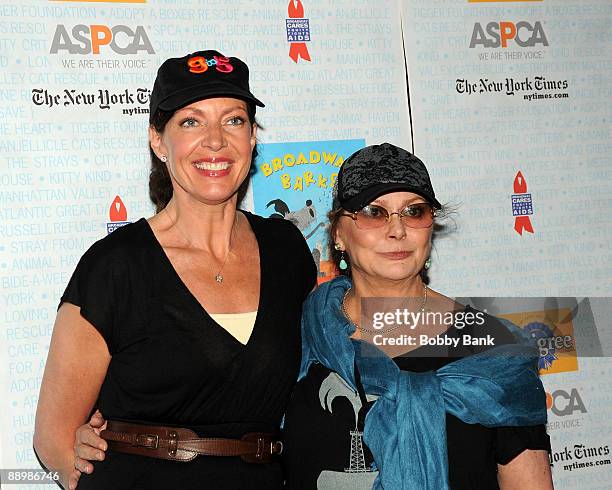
left=339, top=251, right=348, bottom=271
left=334, top=243, right=348, bottom=271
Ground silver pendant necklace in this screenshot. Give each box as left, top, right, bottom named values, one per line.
left=341, top=284, right=428, bottom=334
left=214, top=248, right=231, bottom=284
left=164, top=208, right=234, bottom=285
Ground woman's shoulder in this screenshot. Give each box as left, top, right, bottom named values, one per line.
left=241, top=210, right=305, bottom=240
left=78, top=218, right=151, bottom=268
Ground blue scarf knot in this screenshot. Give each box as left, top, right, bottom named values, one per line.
left=299, top=276, right=547, bottom=489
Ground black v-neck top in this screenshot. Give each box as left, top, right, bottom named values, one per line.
left=61, top=212, right=317, bottom=489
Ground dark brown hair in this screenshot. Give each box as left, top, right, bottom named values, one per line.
left=148, top=102, right=258, bottom=213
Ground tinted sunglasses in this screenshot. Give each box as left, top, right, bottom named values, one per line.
left=341, top=203, right=436, bottom=230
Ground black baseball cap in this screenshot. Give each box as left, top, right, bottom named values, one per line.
left=149, top=50, right=264, bottom=121
left=336, top=143, right=442, bottom=212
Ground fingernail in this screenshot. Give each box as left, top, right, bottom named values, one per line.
left=97, top=451, right=104, bottom=459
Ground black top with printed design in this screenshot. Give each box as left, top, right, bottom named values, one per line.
left=282, top=311, right=551, bottom=490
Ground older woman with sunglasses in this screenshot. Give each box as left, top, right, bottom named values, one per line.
left=66, top=144, right=552, bottom=489
left=281, top=143, right=553, bottom=489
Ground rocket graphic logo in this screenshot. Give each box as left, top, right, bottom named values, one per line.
left=511, top=171, right=534, bottom=235
left=107, top=195, right=131, bottom=234
left=286, top=0, right=311, bottom=63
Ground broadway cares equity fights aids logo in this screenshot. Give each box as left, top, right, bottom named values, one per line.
left=286, top=0, right=311, bottom=63
left=107, top=196, right=131, bottom=234
left=511, top=171, right=534, bottom=235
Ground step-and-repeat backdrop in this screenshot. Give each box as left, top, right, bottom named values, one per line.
left=0, top=0, right=610, bottom=488
left=401, top=1, right=612, bottom=488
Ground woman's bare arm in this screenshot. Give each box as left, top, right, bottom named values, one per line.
left=34, top=304, right=111, bottom=489
left=498, top=449, right=554, bottom=489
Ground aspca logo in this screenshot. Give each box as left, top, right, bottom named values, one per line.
left=470, top=21, right=549, bottom=48
left=546, top=388, right=587, bottom=417
left=187, top=55, right=233, bottom=74
left=50, top=25, right=155, bottom=55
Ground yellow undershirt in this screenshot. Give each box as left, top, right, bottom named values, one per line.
left=208, top=311, right=258, bottom=345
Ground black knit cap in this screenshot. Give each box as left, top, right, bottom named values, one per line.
left=336, top=143, right=442, bottom=212
left=149, top=50, right=264, bottom=121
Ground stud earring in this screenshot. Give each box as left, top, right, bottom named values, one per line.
left=334, top=243, right=342, bottom=251
left=160, top=155, right=167, bottom=162
left=424, top=257, right=431, bottom=270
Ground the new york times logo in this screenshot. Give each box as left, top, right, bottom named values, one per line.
left=32, top=88, right=150, bottom=116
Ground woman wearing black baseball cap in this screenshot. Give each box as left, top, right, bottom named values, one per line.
left=35, top=51, right=316, bottom=489
left=65, top=140, right=553, bottom=489
left=282, top=143, right=552, bottom=489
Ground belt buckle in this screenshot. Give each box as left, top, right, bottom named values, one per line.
left=255, top=435, right=271, bottom=463
left=241, top=433, right=279, bottom=464
left=272, top=440, right=283, bottom=455
left=135, top=433, right=159, bottom=449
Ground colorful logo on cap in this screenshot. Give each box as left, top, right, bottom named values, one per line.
left=511, top=171, right=534, bottom=235
left=107, top=195, right=131, bottom=234
left=187, top=55, right=233, bottom=74
left=287, top=0, right=311, bottom=63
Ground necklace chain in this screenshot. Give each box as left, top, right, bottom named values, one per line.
left=214, top=245, right=232, bottom=284
left=341, top=284, right=428, bottom=334
left=164, top=208, right=233, bottom=285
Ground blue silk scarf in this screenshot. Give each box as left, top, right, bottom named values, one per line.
left=299, top=276, right=547, bottom=490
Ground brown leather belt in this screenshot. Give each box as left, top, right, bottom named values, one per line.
left=100, top=420, right=283, bottom=463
